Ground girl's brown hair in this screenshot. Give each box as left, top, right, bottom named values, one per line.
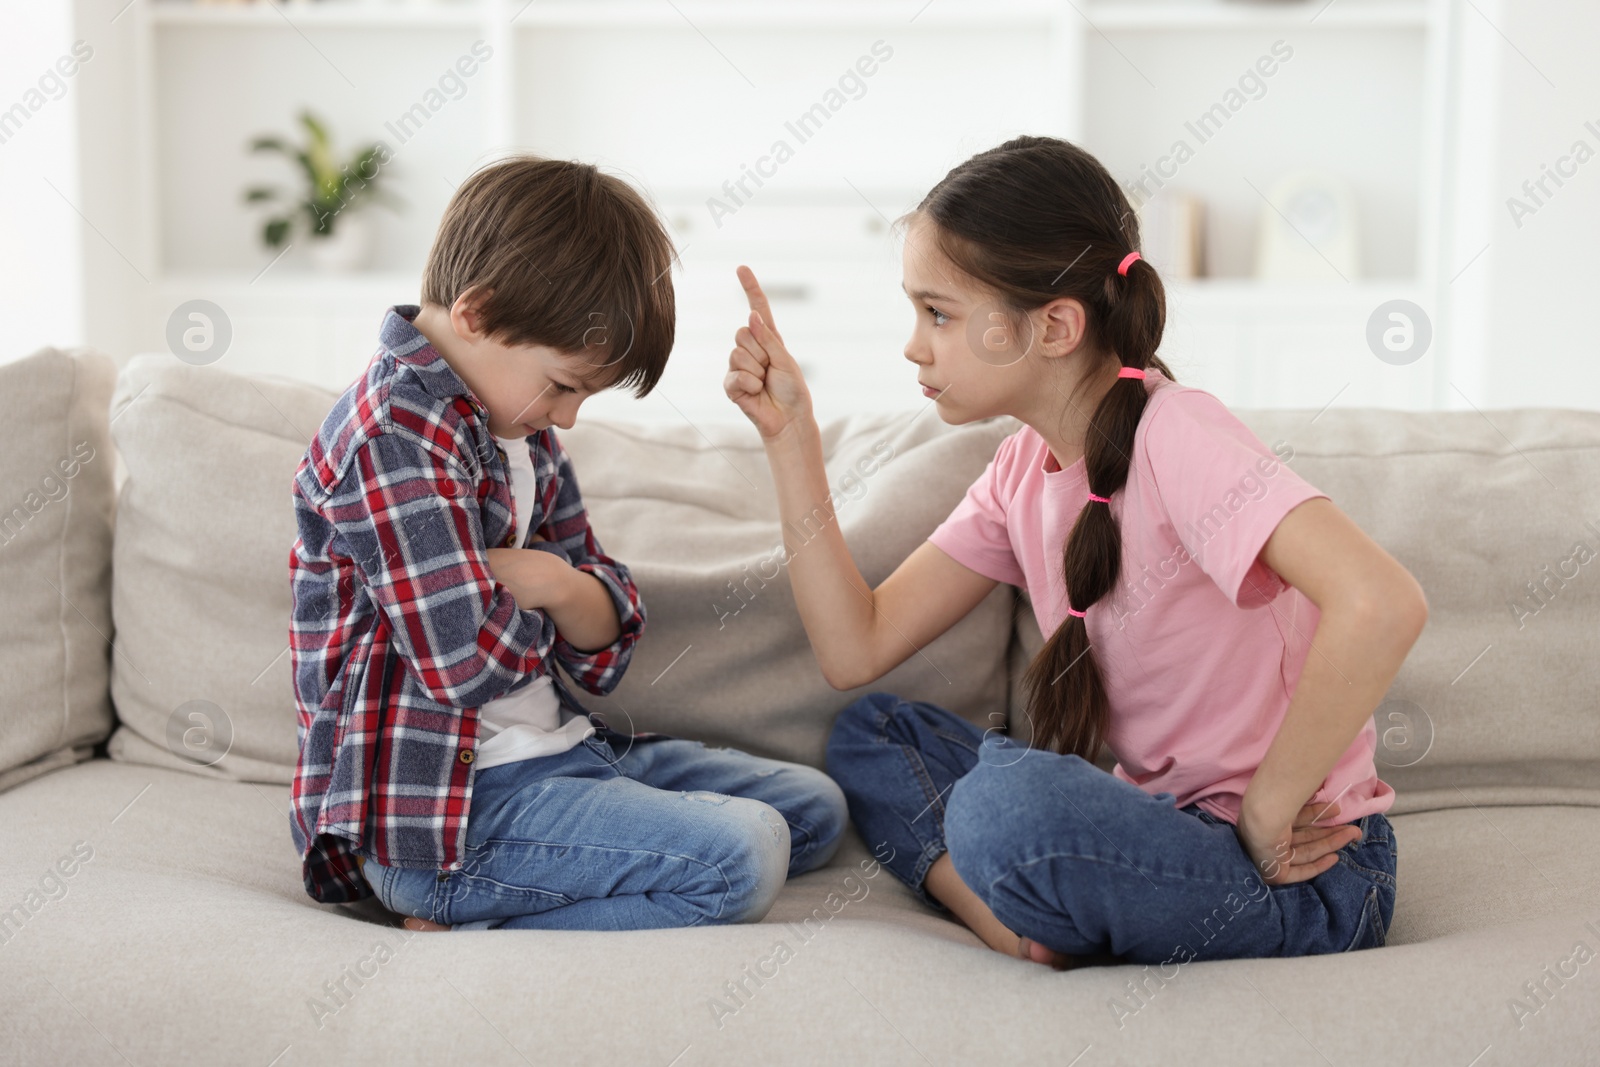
left=421, top=155, right=675, bottom=396
left=907, top=134, right=1178, bottom=761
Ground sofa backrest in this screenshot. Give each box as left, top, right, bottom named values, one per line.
left=36, top=350, right=1598, bottom=820
left=0, top=348, right=118, bottom=792
left=559, top=412, right=1019, bottom=768
left=1005, top=405, right=1600, bottom=815
left=101, top=355, right=346, bottom=781
left=97, top=353, right=1017, bottom=782
left=1230, top=406, right=1600, bottom=815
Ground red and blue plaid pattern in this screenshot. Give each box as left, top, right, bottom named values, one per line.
left=289, top=305, right=647, bottom=904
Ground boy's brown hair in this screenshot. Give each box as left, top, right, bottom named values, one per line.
left=420, top=155, right=676, bottom=396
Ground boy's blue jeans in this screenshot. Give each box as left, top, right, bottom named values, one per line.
left=358, top=728, right=848, bottom=931
left=825, top=693, right=1397, bottom=963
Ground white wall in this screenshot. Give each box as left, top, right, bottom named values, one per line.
left=1463, top=0, right=1600, bottom=410
left=0, top=4, right=87, bottom=361
left=14, top=0, right=1600, bottom=414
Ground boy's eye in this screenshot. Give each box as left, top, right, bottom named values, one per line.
left=926, top=306, right=949, bottom=327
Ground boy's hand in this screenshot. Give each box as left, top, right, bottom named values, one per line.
left=485, top=546, right=572, bottom=613
left=485, top=545, right=623, bottom=651
left=726, top=265, right=814, bottom=439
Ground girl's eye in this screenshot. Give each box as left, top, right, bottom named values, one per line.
left=553, top=382, right=578, bottom=395
left=926, top=306, right=949, bottom=327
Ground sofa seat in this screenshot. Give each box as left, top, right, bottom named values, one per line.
left=5, top=759, right=1596, bottom=1066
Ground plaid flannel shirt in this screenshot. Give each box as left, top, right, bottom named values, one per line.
left=288, top=304, right=653, bottom=904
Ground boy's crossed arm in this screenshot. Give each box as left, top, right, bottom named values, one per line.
left=486, top=540, right=622, bottom=654
left=331, top=430, right=643, bottom=707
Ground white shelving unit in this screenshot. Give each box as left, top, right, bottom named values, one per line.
left=113, top=0, right=1457, bottom=426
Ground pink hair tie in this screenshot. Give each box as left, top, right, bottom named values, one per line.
left=1067, top=606, right=1086, bottom=618
left=1087, top=492, right=1111, bottom=504
left=1117, top=251, right=1142, bottom=276
left=1117, top=367, right=1146, bottom=380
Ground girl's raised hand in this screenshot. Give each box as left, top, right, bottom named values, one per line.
left=725, top=265, right=814, bottom=439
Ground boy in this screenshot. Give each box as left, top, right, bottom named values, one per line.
left=289, top=156, right=846, bottom=931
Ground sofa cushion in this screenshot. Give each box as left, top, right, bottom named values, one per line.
left=103, top=354, right=1016, bottom=780
left=0, top=347, right=118, bottom=793
left=2, top=758, right=1595, bottom=1065
left=561, top=412, right=1018, bottom=768
left=104, top=355, right=341, bottom=783
left=1224, top=407, right=1600, bottom=815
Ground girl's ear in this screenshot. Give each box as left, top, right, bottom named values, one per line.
left=1035, top=296, right=1089, bottom=360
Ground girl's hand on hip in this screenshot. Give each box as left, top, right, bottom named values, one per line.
left=726, top=265, right=814, bottom=439
left=1236, top=799, right=1364, bottom=886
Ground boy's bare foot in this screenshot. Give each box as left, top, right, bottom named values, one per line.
left=403, top=916, right=450, bottom=932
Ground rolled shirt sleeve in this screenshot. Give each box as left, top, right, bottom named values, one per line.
left=533, top=433, right=645, bottom=695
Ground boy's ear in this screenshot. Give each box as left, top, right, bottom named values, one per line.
left=450, top=287, right=494, bottom=342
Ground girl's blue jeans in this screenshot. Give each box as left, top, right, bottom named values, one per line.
left=825, top=692, right=1397, bottom=963
left=358, top=728, right=848, bottom=931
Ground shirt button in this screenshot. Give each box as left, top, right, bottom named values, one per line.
left=459, top=748, right=475, bottom=764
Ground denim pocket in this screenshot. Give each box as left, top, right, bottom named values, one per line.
left=1334, top=815, right=1397, bottom=890
left=1343, top=883, right=1387, bottom=952
left=1331, top=816, right=1396, bottom=952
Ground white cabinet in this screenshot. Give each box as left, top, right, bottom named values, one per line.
left=98, top=0, right=1454, bottom=425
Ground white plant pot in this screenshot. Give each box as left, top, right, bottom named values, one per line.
left=307, top=213, right=373, bottom=273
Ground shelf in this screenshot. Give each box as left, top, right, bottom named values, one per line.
left=117, top=0, right=1450, bottom=415
left=147, top=1, right=489, bottom=28
left=154, top=268, right=1420, bottom=289
left=146, top=0, right=1065, bottom=29
left=1081, top=2, right=1430, bottom=30
left=156, top=270, right=420, bottom=300
left=505, top=1, right=1057, bottom=28
left=149, top=271, right=1432, bottom=393
left=145, top=0, right=1430, bottom=31
left=1164, top=277, right=1424, bottom=307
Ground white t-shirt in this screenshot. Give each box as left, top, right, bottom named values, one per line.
left=472, top=433, right=596, bottom=770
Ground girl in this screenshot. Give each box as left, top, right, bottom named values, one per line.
left=722, top=135, right=1425, bottom=969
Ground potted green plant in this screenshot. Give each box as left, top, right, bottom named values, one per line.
left=242, top=109, right=403, bottom=272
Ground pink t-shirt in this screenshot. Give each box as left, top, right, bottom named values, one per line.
left=927, top=368, right=1394, bottom=827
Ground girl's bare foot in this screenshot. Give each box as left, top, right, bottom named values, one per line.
left=1017, top=935, right=1078, bottom=970
left=403, top=916, right=450, bottom=932
left=924, top=851, right=1078, bottom=969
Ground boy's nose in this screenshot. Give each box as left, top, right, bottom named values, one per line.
left=550, top=399, right=581, bottom=430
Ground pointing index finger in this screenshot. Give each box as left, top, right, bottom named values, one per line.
left=737, top=264, right=780, bottom=338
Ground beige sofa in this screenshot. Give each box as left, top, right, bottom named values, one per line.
left=3, top=345, right=1598, bottom=1066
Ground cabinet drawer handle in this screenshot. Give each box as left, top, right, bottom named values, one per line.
left=762, top=283, right=811, bottom=302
